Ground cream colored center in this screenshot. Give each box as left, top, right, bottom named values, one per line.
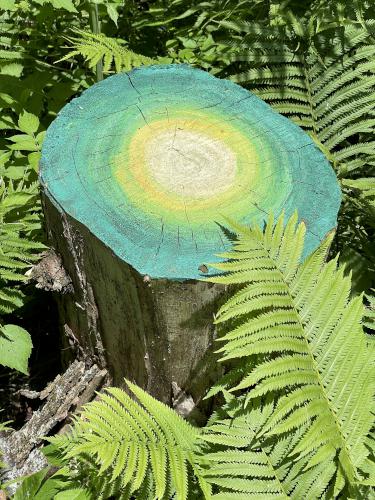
left=145, top=128, right=237, bottom=198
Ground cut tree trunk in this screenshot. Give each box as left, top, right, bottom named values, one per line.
left=39, top=64, right=340, bottom=408
left=40, top=195, right=226, bottom=407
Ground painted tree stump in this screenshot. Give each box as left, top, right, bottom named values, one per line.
left=40, top=64, right=341, bottom=405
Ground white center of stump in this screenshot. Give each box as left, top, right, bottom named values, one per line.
left=145, top=129, right=237, bottom=199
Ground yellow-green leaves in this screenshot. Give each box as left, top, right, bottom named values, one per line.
left=58, top=29, right=155, bottom=74
left=207, top=212, right=375, bottom=494
left=8, top=112, right=44, bottom=154
left=49, top=380, right=211, bottom=500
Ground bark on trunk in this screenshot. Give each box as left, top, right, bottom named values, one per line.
left=41, top=194, right=226, bottom=408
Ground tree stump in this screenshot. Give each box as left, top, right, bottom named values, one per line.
left=40, top=64, right=341, bottom=405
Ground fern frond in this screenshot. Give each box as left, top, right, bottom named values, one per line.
left=58, top=29, right=155, bottom=74
left=0, top=181, right=45, bottom=315
left=342, top=178, right=375, bottom=207
left=228, top=21, right=375, bottom=210
left=48, top=380, right=211, bottom=500
left=202, top=399, right=335, bottom=499
left=206, top=213, right=375, bottom=489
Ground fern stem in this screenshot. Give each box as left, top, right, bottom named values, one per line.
left=88, top=2, right=104, bottom=82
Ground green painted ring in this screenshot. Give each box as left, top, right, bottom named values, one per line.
left=40, top=64, right=341, bottom=279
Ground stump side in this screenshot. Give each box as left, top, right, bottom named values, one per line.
left=43, top=194, right=226, bottom=405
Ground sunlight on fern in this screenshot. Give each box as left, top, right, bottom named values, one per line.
left=48, top=380, right=212, bottom=500
left=226, top=19, right=375, bottom=281
left=205, top=212, right=375, bottom=496
left=0, top=182, right=45, bottom=315
left=58, top=29, right=156, bottom=74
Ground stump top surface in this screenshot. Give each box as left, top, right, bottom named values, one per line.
left=40, top=64, right=341, bottom=279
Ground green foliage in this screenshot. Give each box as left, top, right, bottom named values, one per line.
left=204, top=213, right=375, bottom=496
left=12, top=467, right=91, bottom=500
left=223, top=14, right=375, bottom=287
left=10, top=465, right=93, bottom=500
left=0, top=181, right=45, bottom=313
left=3, top=1, right=375, bottom=498
left=0, top=109, right=45, bottom=372
left=227, top=21, right=375, bottom=176
left=0, top=323, right=32, bottom=374
left=202, top=399, right=336, bottom=499
left=47, top=380, right=211, bottom=499
left=59, top=29, right=156, bottom=74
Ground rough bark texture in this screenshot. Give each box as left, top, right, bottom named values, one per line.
left=0, top=360, right=107, bottom=490
left=40, top=194, right=227, bottom=408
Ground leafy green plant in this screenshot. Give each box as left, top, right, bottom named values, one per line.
left=204, top=212, right=375, bottom=495
left=0, top=179, right=44, bottom=355
left=227, top=21, right=375, bottom=176
left=202, top=398, right=337, bottom=499
left=2, top=0, right=375, bottom=497
left=0, top=180, right=42, bottom=372
left=0, top=108, right=45, bottom=372
left=11, top=467, right=92, bottom=500
left=0, top=184, right=43, bottom=286
left=0, top=324, right=32, bottom=374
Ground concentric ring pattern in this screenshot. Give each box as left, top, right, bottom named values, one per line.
left=40, top=64, right=341, bottom=279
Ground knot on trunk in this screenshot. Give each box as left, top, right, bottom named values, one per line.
left=30, top=249, right=73, bottom=293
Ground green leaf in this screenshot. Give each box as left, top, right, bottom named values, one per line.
left=0, top=0, right=16, bottom=10
left=106, top=4, right=119, bottom=26
left=54, top=488, right=92, bottom=500
left=2, top=166, right=27, bottom=180
left=8, top=134, right=33, bottom=142
left=33, top=477, right=72, bottom=500
left=0, top=63, right=23, bottom=77
left=28, top=152, right=41, bottom=171
left=8, top=140, right=38, bottom=152
left=0, top=151, right=12, bottom=167
left=18, top=111, right=39, bottom=135
left=36, top=130, right=46, bottom=145
left=0, top=324, right=32, bottom=374
left=50, top=0, right=78, bottom=12
left=13, top=468, right=49, bottom=499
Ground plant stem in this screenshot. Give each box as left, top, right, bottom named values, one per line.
left=88, top=2, right=104, bottom=82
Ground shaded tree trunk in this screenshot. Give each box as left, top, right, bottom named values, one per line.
left=40, top=194, right=226, bottom=408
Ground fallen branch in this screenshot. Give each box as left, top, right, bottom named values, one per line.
left=0, top=360, right=107, bottom=490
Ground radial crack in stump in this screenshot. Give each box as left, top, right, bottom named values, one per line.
left=40, top=64, right=341, bottom=405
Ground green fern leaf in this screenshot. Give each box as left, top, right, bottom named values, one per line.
left=227, top=21, right=374, bottom=260
left=58, top=29, right=156, bottom=74
left=207, top=213, right=375, bottom=490
left=48, top=380, right=211, bottom=500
